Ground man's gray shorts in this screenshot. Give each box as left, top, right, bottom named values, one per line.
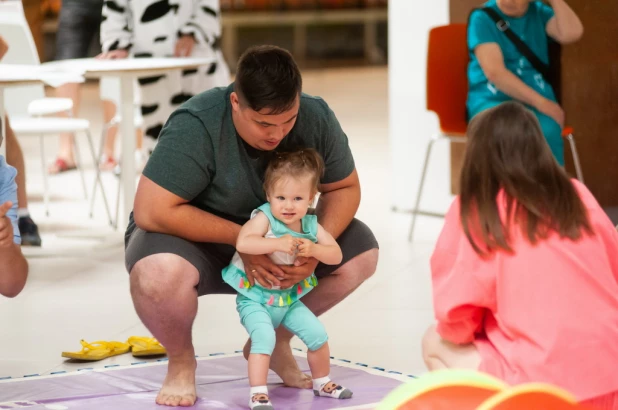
left=125, top=218, right=379, bottom=296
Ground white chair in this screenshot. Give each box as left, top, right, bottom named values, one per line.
left=0, top=1, right=112, bottom=222
left=0, top=4, right=74, bottom=119
left=27, top=97, right=73, bottom=116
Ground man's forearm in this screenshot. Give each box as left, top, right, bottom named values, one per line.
left=315, top=184, right=361, bottom=239
left=136, top=204, right=242, bottom=246
left=0, top=245, right=28, bottom=298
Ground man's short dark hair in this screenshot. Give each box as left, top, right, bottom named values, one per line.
left=235, top=45, right=302, bottom=114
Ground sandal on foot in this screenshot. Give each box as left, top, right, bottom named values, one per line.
left=61, top=339, right=131, bottom=361
left=127, top=336, right=166, bottom=357
left=99, top=156, right=118, bottom=171
left=48, top=158, right=76, bottom=175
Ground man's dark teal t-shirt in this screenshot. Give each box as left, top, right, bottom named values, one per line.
left=141, top=84, right=355, bottom=226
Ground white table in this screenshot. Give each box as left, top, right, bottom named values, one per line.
left=41, top=57, right=214, bottom=227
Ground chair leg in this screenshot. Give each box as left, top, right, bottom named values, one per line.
left=565, top=133, right=584, bottom=183
left=89, top=123, right=109, bottom=218
left=72, top=134, right=89, bottom=201
left=409, top=135, right=440, bottom=242
left=114, top=153, right=122, bottom=230
left=84, top=130, right=114, bottom=226
left=39, top=135, right=50, bottom=217
left=65, top=111, right=88, bottom=200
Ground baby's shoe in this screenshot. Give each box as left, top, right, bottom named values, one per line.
left=313, top=379, right=353, bottom=399
left=250, top=392, right=274, bottom=410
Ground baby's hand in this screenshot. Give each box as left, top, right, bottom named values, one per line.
left=296, top=238, right=315, bottom=259
left=277, top=234, right=299, bottom=255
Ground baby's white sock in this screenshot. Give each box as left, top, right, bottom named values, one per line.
left=249, top=386, right=274, bottom=410
left=312, top=376, right=331, bottom=392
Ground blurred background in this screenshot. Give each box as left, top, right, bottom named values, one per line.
left=32, top=0, right=389, bottom=68
left=1, top=0, right=617, bottom=388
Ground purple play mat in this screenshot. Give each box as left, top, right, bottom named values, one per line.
left=0, top=353, right=408, bottom=409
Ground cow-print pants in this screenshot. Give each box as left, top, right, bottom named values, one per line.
left=137, top=47, right=229, bottom=153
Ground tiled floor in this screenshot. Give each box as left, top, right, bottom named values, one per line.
left=0, top=67, right=449, bottom=382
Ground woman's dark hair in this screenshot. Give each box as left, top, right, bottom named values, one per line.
left=460, top=101, right=592, bottom=255
left=264, top=149, right=324, bottom=195
left=235, top=45, right=302, bottom=115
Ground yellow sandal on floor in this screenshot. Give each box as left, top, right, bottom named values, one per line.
left=127, top=336, right=166, bottom=357
left=61, top=340, right=131, bottom=361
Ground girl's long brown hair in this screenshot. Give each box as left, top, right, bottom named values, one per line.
left=460, top=102, right=592, bottom=255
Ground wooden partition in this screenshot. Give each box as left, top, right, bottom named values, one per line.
left=449, top=0, right=618, bottom=206
left=22, top=0, right=44, bottom=62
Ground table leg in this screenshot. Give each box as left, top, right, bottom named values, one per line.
left=119, top=75, right=136, bottom=228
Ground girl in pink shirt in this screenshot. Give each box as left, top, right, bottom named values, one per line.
left=422, top=101, right=618, bottom=409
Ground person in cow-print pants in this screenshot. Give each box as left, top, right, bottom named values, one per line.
left=99, top=0, right=230, bottom=154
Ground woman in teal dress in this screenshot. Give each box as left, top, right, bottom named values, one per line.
left=467, top=0, right=583, bottom=165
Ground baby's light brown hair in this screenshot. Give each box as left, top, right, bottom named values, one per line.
left=263, top=149, right=325, bottom=196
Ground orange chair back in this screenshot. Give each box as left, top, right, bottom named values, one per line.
left=426, top=24, right=469, bottom=134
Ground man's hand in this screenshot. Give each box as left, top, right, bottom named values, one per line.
left=96, top=49, right=129, bottom=59
left=0, top=201, right=14, bottom=248
left=296, top=238, right=315, bottom=259
left=174, top=35, right=195, bottom=57
left=0, top=35, right=8, bottom=61
left=239, top=253, right=285, bottom=289
left=279, top=257, right=319, bottom=289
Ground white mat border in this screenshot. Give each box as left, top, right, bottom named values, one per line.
left=0, top=350, right=413, bottom=385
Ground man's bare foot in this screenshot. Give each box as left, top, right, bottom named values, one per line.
left=243, top=339, right=312, bottom=389
left=156, top=355, right=198, bottom=407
